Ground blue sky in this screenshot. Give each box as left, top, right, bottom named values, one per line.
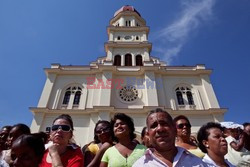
left=0, top=0, right=249, bottom=127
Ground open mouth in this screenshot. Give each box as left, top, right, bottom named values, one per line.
left=116, top=128, right=124, bottom=132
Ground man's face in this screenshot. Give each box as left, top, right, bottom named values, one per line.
left=0, top=128, right=10, bottom=150
left=6, top=127, right=24, bottom=149
left=147, top=112, right=176, bottom=152
left=244, top=125, right=250, bottom=136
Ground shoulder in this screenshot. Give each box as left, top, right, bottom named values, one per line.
left=106, top=145, right=116, bottom=153
left=132, top=156, right=145, bottom=167
left=65, top=146, right=84, bottom=158
left=133, top=144, right=147, bottom=155
left=65, top=147, right=84, bottom=166
left=132, top=149, right=156, bottom=167
left=101, top=142, right=112, bottom=149
left=101, top=146, right=116, bottom=162
left=202, top=154, right=216, bottom=167
left=136, top=144, right=147, bottom=149
left=176, top=147, right=208, bottom=166
left=188, top=148, right=205, bottom=158
left=102, top=145, right=116, bottom=156
left=87, top=143, right=99, bottom=153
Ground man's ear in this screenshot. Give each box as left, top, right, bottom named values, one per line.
left=202, top=140, right=209, bottom=148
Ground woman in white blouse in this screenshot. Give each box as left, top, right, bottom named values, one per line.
left=197, top=122, right=235, bottom=167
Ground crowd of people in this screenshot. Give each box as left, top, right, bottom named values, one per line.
left=0, top=108, right=249, bottom=167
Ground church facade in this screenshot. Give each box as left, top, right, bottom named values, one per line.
left=30, top=6, right=226, bottom=146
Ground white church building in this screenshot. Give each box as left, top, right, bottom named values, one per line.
left=30, top=5, right=226, bottom=146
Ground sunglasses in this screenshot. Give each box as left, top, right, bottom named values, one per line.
left=51, top=125, right=71, bottom=132
left=95, top=127, right=111, bottom=135
left=176, top=123, right=191, bottom=129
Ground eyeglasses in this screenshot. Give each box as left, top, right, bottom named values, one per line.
left=176, top=123, right=191, bottom=129
left=95, top=127, right=111, bottom=135
left=51, top=125, right=71, bottom=132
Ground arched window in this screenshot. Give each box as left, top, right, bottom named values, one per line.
left=125, top=54, right=132, bottom=66
left=73, top=91, right=81, bottom=105
left=187, top=91, right=194, bottom=105
left=62, top=86, right=82, bottom=108
left=62, top=91, right=71, bottom=105
left=136, top=55, right=143, bottom=66
left=126, top=20, right=131, bottom=27
left=175, top=87, right=195, bottom=106
left=114, top=55, right=121, bottom=66
left=176, top=91, right=184, bottom=105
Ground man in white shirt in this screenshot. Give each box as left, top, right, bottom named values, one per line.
left=133, top=108, right=207, bottom=167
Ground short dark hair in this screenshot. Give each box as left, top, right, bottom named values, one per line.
left=32, top=132, right=49, bottom=144
left=93, top=120, right=112, bottom=143
left=12, top=124, right=31, bottom=135
left=243, top=122, right=250, bottom=128
left=197, top=122, right=224, bottom=153
left=1, top=126, right=12, bottom=132
left=12, top=134, right=45, bottom=163
left=111, top=113, right=136, bottom=141
left=141, top=127, right=147, bottom=140
left=146, top=108, right=173, bottom=127
left=53, top=114, right=74, bottom=130
left=173, top=115, right=191, bottom=126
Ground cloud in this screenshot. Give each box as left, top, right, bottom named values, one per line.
left=153, top=0, right=215, bottom=64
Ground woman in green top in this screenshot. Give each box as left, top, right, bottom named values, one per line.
left=100, top=113, right=146, bottom=167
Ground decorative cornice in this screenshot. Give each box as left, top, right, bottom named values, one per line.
left=107, top=26, right=149, bottom=35
left=43, top=64, right=212, bottom=76
left=30, top=107, right=227, bottom=115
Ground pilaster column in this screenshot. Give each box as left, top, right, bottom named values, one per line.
left=144, top=72, right=158, bottom=106
left=201, top=75, right=220, bottom=108
left=38, top=73, right=56, bottom=107
left=98, top=72, right=112, bottom=106
left=30, top=112, right=45, bottom=133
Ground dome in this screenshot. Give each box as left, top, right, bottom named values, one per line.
left=114, top=5, right=141, bottom=17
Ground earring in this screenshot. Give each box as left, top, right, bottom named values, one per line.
left=206, top=145, right=209, bottom=148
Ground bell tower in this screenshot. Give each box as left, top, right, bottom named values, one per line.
left=104, top=5, right=152, bottom=66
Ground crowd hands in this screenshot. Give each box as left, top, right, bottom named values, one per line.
left=0, top=109, right=249, bottom=167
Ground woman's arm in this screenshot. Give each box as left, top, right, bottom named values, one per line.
left=87, top=142, right=112, bottom=167
left=49, top=144, right=64, bottom=167
left=230, top=133, right=246, bottom=151
left=99, top=162, right=108, bottom=167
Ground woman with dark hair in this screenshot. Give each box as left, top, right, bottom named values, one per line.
left=83, top=120, right=114, bottom=167
left=0, top=126, right=12, bottom=151
left=2, top=124, right=31, bottom=165
left=40, top=114, right=84, bottom=167
left=243, top=122, right=250, bottom=151
left=197, top=122, right=234, bottom=167
left=10, top=134, right=45, bottom=167
left=140, top=127, right=150, bottom=148
left=173, top=115, right=205, bottom=158
left=100, top=113, right=146, bottom=167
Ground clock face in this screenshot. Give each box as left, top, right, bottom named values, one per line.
left=124, top=36, right=132, bottom=40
